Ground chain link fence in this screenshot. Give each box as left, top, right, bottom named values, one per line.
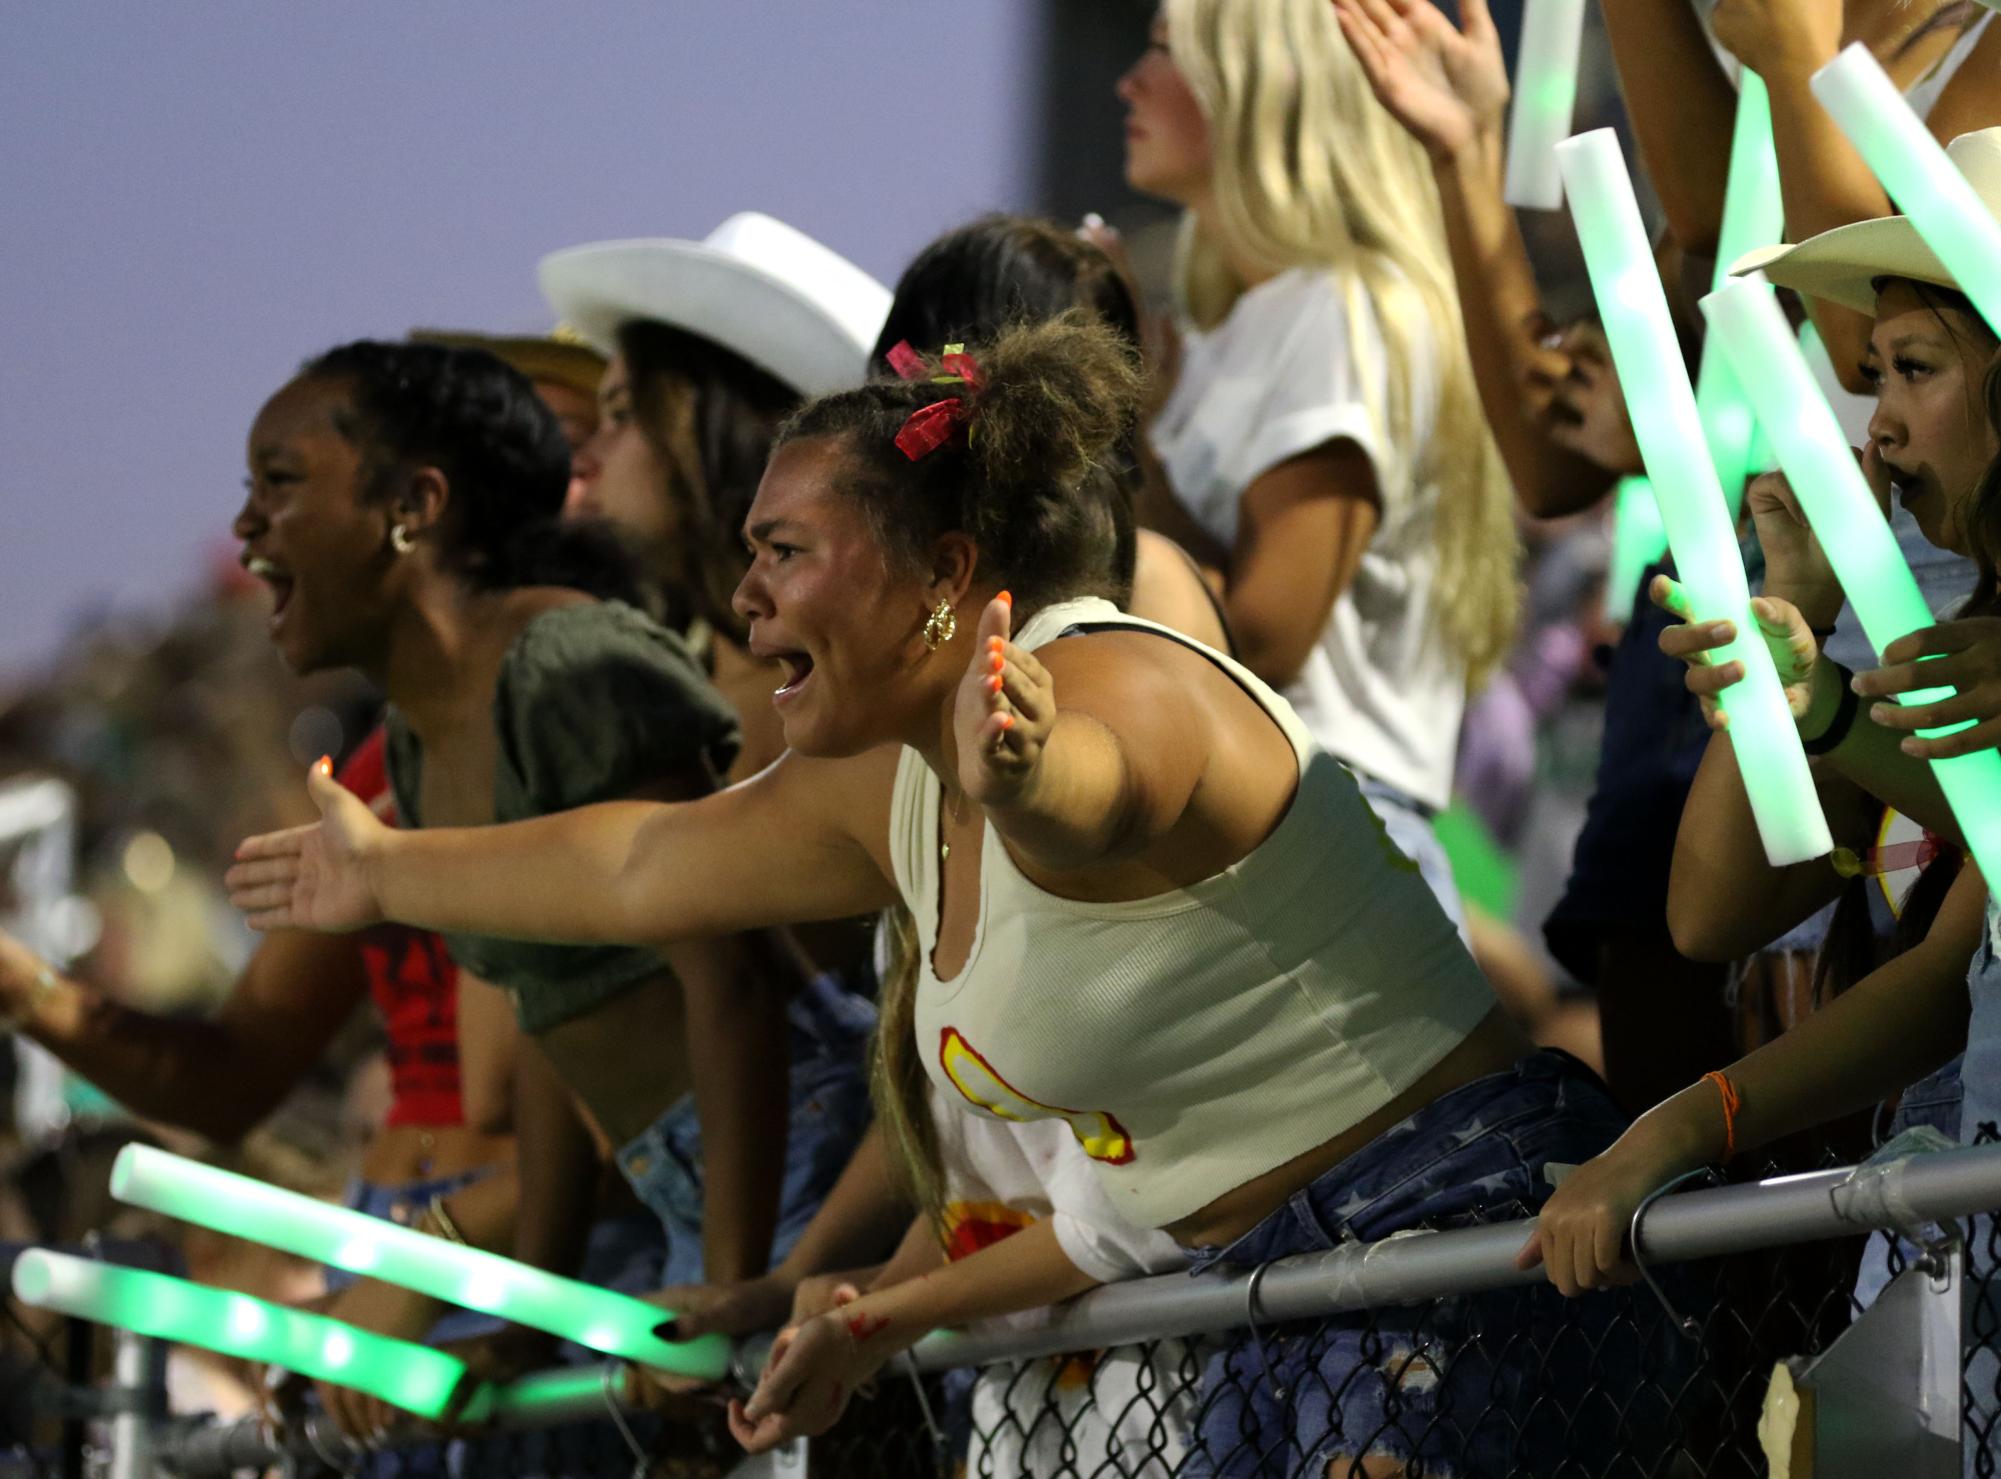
left=14, top=1132, right=1981, bottom=1478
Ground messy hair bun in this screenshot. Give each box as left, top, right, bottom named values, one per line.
left=777, top=312, right=1141, bottom=609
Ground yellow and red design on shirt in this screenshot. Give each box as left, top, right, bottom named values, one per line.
left=940, top=1199, right=1035, bottom=1263
left=938, top=1200, right=1100, bottom=1391
left=937, top=1027, right=1135, bottom=1166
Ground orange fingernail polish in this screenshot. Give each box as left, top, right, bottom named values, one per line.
left=316, top=755, right=332, bottom=776
left=1000, top=714, right=1015, bottom=731
left=990, top=655, right=1004, bottom=674
left=997, top=591, right=1012, bottom=608
left=987, top=674, right=1003, bottom=693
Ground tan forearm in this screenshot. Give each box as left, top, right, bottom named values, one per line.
left=1600, top=0, right=1738, bottom=254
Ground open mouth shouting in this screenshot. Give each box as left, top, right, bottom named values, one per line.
left=770, top=650, right=815, bottom=705
left=242, top=553, right=296, bottom=631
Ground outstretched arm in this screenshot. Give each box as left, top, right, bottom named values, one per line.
left=1522, top=857, right=1983, bottom=1295
left=226, top=747, right=902, bottom=948
left=0, top=926, right=367, bottom=1143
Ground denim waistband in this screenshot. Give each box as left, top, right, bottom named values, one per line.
left=1186, top=1048, right=1621, bottom=1275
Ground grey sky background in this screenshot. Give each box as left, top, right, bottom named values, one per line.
left=2, top=4, right=1044, bottom=680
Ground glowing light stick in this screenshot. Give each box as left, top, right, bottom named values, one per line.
left=1694, top=72, right=1783, bottom=517
left=11, top=1249, right=465, bottom=1418
left=1556, top=129, right=1832, bottom=864
left=1604, top=476, right=1668, bottom=621
left=458, top=1365, right=623, bottom=1426
left=1702, top=279, right=2001, bottom=876
left=1811, top=43, right=2001, bottom=335
left=1502, top=0, right=1589, bottom=209
left=109, top=1145, right=727, bottom=1380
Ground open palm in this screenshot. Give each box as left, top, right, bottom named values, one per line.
left=224, top=764, right=387, bottom=933
left=1334, top=0, right=1509, bottom=159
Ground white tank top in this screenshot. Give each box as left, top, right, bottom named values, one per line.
left=898, top=596, right=1496, bottom=1230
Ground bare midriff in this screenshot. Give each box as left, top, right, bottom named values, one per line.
left=534, top=974, right=696, bottom=1149
left=1164, top=1006, right=1533, bottom=1250
left=359, top=1121, right=512, bottom=1186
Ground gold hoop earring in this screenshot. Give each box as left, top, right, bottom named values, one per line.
left=922, top=599, right=957, bottom=652
left=390, top=524, right=415, bottom=556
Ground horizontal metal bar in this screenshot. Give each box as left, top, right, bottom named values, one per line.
left=137, top=1142, right=2001, bottom=1473
left=154, top=1364, right=632, bottom=1474
left=911, top=1142, right=2001, bottom=1370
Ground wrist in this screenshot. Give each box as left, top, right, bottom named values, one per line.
left=1631, top=1085, right=1727, bottom=1173
left=1799, top=659, right=1859, bottom=753
left=1763, top=581, right=1843, bottom=632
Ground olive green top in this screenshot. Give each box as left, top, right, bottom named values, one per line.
left=384, top=600, right=741, bottom=1034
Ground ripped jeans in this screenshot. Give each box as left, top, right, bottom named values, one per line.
left=1182, top=1050, right=1690, bottom=1478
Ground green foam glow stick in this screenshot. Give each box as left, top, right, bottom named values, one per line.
left=11, top=1248, right=465, bottom=1418
left=1556, top=129, right=1832, bottom=865
left=1501, top=0, right=1589, bottom=210
left=1701, top=280, right=2001, bottom=876
left=110, top=1145, right=728, bottom=1380
left=1604, top=476, right=1668, bottom=622
left=1693, top=72, right=1782, bottom=518
left=457, top=1364, right=623, bottom=1426
left=1812, top=43, right=2001, bottom=336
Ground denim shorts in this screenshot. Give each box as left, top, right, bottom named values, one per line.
left=616, top=972, right=876, bottom=1286
left=1182, top=1050, right=1691, bottom=1478
left=328, top=1167, right=502, bottom=1346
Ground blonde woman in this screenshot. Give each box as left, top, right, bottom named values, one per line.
left=1124, top=0, right=1518, bottom=927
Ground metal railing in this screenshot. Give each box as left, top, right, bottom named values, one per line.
left=54, top=1138, right=1998, bottom=1477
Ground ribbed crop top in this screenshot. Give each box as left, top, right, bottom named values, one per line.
left=901, top=597, right=1496, bottom=1229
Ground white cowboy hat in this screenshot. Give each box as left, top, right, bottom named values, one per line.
left=539, top=212, right=892, bottom=397
left=1729, top=126, right=2001, bottom=313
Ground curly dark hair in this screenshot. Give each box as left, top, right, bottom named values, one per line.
left=300, top=340, right=645, bottom=604
left=778, top=313, right=1141, bottom=614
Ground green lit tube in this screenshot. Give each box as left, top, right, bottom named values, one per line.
left=109, top=1145, right=728, bottom=1380
left=1701, top=280, right=2001, bottom=878
left=1811, top=44, right=2001, bottom=335
left=1604, top=477, right=1668, bottom=622
left=1555, top=129, right=1832, bottom=865
left=1501, top=0, right=1588, bottom=210
left=1693, top=72, right=1782, bottom=517
left=457, top=1364, right=623, bottom=1426
left=11, top=1249, right=465, bottom=1418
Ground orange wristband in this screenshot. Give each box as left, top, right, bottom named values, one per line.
left=1702, top=1071, right=1742, bottom=1162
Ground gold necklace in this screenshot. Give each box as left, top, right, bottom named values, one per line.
left=940, top=789, right=971, bottom=862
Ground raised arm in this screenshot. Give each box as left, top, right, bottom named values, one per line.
left=1600, top=0, right=1739, bottom=256
left=1720, top=5, right=2001, bottom=392
left=226, top=746, right=903, bottom=948
left=1336, top=0, right=1624, bottom=517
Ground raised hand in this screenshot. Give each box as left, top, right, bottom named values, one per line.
left=1854, top=617, right=2001, bottom=761
left=1333, top=0, right=1510, bottom=160
left=1744, top=469, right=1845, bottom=628
left=953, top=594, right=1056, bottom=810
left=1653, top=575, right=1822, bottom=730
left=224, top=759, right=389, bottom=932
left=1710, top=0, right=1842, bottom=78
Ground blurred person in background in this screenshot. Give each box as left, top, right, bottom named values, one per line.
left=1120, top=0, right=1521, bottom=938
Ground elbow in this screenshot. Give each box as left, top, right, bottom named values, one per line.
left=1229, top=618, right=1316, bottom=692
left=1664, top=877, right=1749, bottom=964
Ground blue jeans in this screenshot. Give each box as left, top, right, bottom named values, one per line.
left=1183, top=1051, right=1689, bottom=1478
left=328, top=1167, right=503, bottom=1346
left=1356, top=777, right=1468, bottom=943
left=616, top=973, right=875, bottom=1286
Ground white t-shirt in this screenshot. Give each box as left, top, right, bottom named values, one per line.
left=1150, top=265, right=1462, bottom=809
left=933, top=1086, right=1186, bottom=1287
left=933, top=1091, right=1195, bottom=1479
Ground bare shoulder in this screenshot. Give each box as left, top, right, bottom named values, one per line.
left=1036, top=626, right=1229, bottom=732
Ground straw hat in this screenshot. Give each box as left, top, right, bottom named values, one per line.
left=1729, top=126, right=2001, bottom=312
left=539, top=212, right=892, bottom=397
left=407, top=327, right=607, bottom=399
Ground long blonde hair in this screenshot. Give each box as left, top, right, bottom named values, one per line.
left=1166, top=0, right=1518, bottom=684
